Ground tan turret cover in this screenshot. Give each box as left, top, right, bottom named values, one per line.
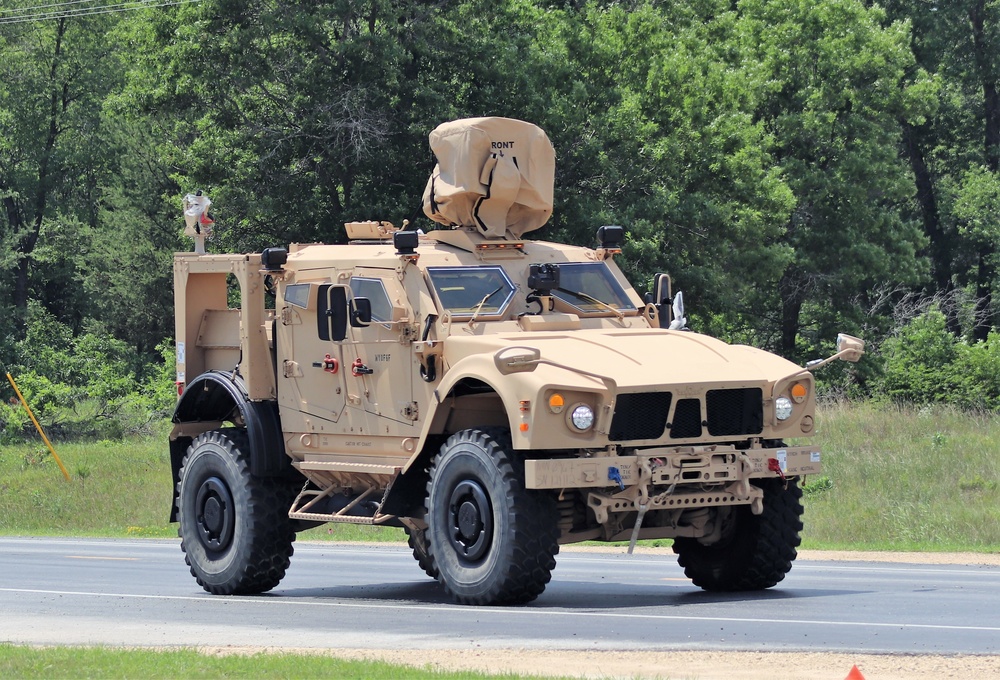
left=422, top=117, right=555, bottom=238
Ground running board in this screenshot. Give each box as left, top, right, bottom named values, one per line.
left=288, top=471, right=399, bottom=525
left=287, top=511, right=397, bottom=524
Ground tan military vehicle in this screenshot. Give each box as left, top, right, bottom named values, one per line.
left=169, top=117, right=864, bottom=605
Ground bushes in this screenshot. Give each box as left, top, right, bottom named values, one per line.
left=878, top=309, right=1000, bottom=410
left=1, top=303, right=176, bottom=443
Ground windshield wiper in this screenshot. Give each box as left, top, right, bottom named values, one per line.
left=556, top=287, right=624, bottom=321
left=467, top=285, right=505, bottom=328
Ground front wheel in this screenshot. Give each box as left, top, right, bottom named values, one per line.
left=176, top=428, right=296, bottom=595
left=404, top=523, right=438, bottom=579
left=426, top=428, right=559, bottom=605
left=672, top=477, right=803, bottom=591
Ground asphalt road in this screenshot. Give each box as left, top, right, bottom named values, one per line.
left=1, top=537, right=999, bottom=655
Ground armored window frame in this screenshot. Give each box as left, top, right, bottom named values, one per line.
left=349, top=277, right=393, bottom=324
left=427, top=265, right=516, bottom=319
left=549, top=262, right=634, bottom=315
left=283, top=283, right=313, bottom=309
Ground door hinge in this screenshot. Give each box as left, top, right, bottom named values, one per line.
left=401, top=402, right=419, bottom=421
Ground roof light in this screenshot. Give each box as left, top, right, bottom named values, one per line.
left=597, top=225, right=624, bottom=251
left=393, top=230, right=419, bottom=257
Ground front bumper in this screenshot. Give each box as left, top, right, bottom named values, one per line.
left=524, top=443, right=821, bottom=522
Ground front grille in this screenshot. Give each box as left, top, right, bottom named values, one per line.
left=607, top=387, right=764, bottom=442
left=670, top=398, right=702, bottom=438
left=609, top=392, right=672, bottom=441
left=706, top=388, right=763, bottom=436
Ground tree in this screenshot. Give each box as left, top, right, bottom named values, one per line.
left=883, top=0, right=1000, bottom=339
left=0, top=15, right=121, bottom=331
left=525, top=1, right=796, bottom=341
left=736, top=0, right=932, bottom=357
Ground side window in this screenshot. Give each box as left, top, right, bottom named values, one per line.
left=350, top=277, right=393, bottom=323
left=284, top=283, right=312, bottom=309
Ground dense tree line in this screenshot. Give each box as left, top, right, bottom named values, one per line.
left=3, top=0, right=1000, bottom=431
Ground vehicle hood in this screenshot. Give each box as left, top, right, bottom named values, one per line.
left=442, top=328, right=802, bottom=390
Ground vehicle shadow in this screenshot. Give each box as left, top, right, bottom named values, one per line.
left=273, top=578, right=868, bottom=610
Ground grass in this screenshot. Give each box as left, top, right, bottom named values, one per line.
left=2, top=401, right=1000, bottom=552
left=0, top=644, right=558, bottom=679
left=0, top=419, right=404, bottom=542
left=800, top=400, right=1000, bottom=551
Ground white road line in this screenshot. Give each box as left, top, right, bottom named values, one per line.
left=3, top=587, right=999, bottom=633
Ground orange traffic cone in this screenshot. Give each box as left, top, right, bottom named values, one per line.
left=845, top=665, right=866, bottom=680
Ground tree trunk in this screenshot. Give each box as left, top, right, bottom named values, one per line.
left=974, top=245, right=994, bottom=341
left=969, top=0, right=998, bottom=339
left=970, top=0, right=1000, bottom=173
left=12, top=18, right=67, bottom=319
left=779, top=267, right=806, bottom=358
left=901, top=122, right=950, bottom=289
left=901, top=121, right=962, bottom=333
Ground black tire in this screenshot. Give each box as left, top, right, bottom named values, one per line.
left=672, top=477, right=803, bottom=591
left=404, top=524, right=439, bottom=579
left=426, top=428, right=559, bottom=605
left=176, top=428, right=296, bottom=595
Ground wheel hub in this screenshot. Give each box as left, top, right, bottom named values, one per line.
left=448, top=479, right=493, bottom=562
left=458, top=501, right=481, bottom=539
left=195, top=476, right=235, bottom=552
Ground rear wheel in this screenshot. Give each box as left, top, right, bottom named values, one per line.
left=672, top=477, right=803, bottom=591
left=176, top=428, right=296, bottom=594
left=426, top=428, right=559, bottom=605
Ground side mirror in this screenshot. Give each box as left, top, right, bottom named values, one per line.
left=837, top=334, right=865, bottom=363
left=350, top=297, right=372, bottom=327
left=317, top=284, right=349, bottom=342
left=494, top=346, right=541, bottom=375
left=651, top=273, right=672, bottom=329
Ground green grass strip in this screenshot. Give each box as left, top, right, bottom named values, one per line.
left=0, top=644, right=560, bottom=679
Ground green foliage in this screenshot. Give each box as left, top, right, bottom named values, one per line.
left=0, top=304, right=176, bottom=442
left=2, top=0, right=1000, bottom=411
left=801, top=476, right=834, bottom=496
left=880, top=310, right=960, bottom=404
left=878, top=309, right=1000, bottom=410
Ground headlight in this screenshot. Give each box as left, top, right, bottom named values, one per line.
left=569, top=404, right=595, bottom=431
left=775, top=396, right=793, bottom=421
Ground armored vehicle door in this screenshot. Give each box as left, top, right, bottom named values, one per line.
left=275, top=281, right=349, bottom=427
left=344, top=268, right=418, bottom=434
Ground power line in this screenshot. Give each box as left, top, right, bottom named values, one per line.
left=1, top=0, right=117, bottom=16
left=0, top=0, right=200, bottom=25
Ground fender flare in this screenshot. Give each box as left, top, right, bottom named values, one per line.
left=168, top=371, right=292, bottom=521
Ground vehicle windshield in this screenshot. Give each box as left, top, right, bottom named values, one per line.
left=550, top=262, right=634, bottom=314
left=427, top=266, right=515, bottom=318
